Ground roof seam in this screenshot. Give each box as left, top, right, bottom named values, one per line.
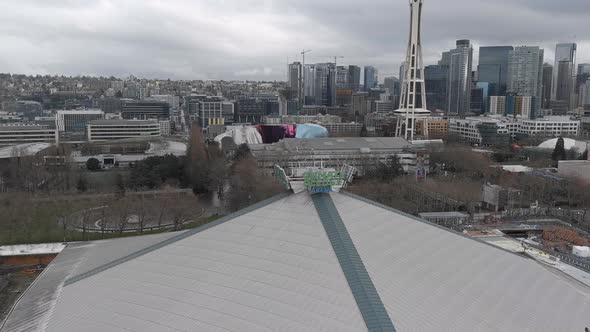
left=64, top=192, right=292, bottom=286
left=312, top=193, right=396, bottom=332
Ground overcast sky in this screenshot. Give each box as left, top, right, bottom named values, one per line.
left=0, top=0, right=588, bottom=81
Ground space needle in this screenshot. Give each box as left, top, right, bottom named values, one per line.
left=394, top=0, right=431, bottom=141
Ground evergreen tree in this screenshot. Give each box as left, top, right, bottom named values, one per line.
left=187, top=122, right=211, bottom=194
left=551, top=137, right=567, bottom=162
left=367, top=155, right=404, bottom=180
left=86, top=158, right=101, bottom=171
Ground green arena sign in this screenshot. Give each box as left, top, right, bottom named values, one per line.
left=304, top=171, right=342, bottom=188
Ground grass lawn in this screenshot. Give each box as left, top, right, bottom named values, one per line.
left=0, top=198, right=224, bottom=246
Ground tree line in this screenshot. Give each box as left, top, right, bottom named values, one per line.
left=89, top=124, right=283, bottom=211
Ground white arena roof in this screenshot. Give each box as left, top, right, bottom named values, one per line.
left=2, top=192, right=590, bottom=331
left=538, top=137, right=587, bottom=151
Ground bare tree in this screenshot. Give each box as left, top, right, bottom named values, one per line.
left=79, top=207, right=93, bottom=241
left=55, top=199, right=75, bottom=243
left=132, top=196, right=150, bottom=233
left=100, top=205, right=108, bottom=239
left=154, top=199, right=168, bottom=229
left=168, top=197, right=205, bottom=231
left=227, top=157, right=282, bottom=212
left=111, top=198, right=131, bottom=235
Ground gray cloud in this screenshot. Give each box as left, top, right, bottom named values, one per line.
left=0, top=0, right=588, bottom=80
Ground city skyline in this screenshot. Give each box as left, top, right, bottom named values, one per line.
left=0, top=0, right=589, bottom=81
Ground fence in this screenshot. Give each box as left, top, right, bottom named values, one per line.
left=528, top=242, right=590, bottom=273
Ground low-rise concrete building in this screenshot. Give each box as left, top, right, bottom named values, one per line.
left=519, top=116, right=579, bottom=137
left=482, top=184, right=522, bottom=212
left=249, top=137, right=433, bottom=175
left=416, top=118, right=449, bottom=138
left=449, top=115, right=580, bottom=146
left=262, top=114, right=342, bottom=125
left=56, top=109, right=104, bottom=133
left=87, top=120, right=160, bottom=142
left=449, top=117, right=511, bottom=146
left=0, top=124, right=58, bottom=145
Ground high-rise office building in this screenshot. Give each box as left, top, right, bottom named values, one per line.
left=477, top=82, right=490, bottom=114
left=577, top=64, right=590, bottom=108
left=352, top=92, right=370, bottom=116
left=424, top=65, right=449, bottom=112
left=314, top=63, right=337, bottom=107
left=383, top=77, right=401, bottom=96
left=364, top=66, right=378, bottom=91
left=555, top=61, right=574, bottom=109
left=578, top=64, right=590, bottom=75
left=336, top=66, right=350, bottom=89
left=488, top=96, right=506, bottom=115
left=439, top=40, right=473, bottom=116
left=478, top=46, right=513, bottom=96
left=507, top=46, right=544, bottom=112
left=288, top=62, right=302, bottom=101
left=577, top=64, right=590, bottom=88
left=551, top=43, right=576, bottom=109
left=511, top=96, right=535, bottom=119
left=303, top=64, right=316, bottom=105
left=542, top=63, right=553, bottom=109
left=488, top=95, right=535, bottom=118
left=348, top=65, right=361, bottom=92
left=470, top=86, right=485, bottom=115
left=580, top=80, right=590, bottom=107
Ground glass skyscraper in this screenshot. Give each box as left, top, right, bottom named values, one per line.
left=541, top=64, right=553, bottom=109
left=383, top=77, right=401, bottom=96
left=348, top=65, right=361, bottom=92
left=336, top=66, right=349, bottom=89
left=363, top=66, right=378, bottom=91
left=507, top=46, right=544, bottom=112
left=288, top=62, right=302, bottom=102
left=478, top=46, right=513, bottom=96
left=314, top=63, right=337, bottom=107
left=303, top=64, right=316, bottom=105
left=424, top=65, right=449, bottom=112
left=477, top=82, right=490, bottom=113
left=551, top=43, right=576, bottom=107
left=439, top=40, right=473, bottom=116
left=556, top=60, right=574, bottom=108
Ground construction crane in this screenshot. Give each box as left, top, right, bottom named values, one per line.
left=320, top=55, right=344, bottom=67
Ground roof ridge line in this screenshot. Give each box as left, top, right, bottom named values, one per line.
left=312, top=193, right=396, bottom=332
left=64, top=192, right=292, bottom=286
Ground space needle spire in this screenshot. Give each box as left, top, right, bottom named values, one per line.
left=394, top=0, right=430, bottom=141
